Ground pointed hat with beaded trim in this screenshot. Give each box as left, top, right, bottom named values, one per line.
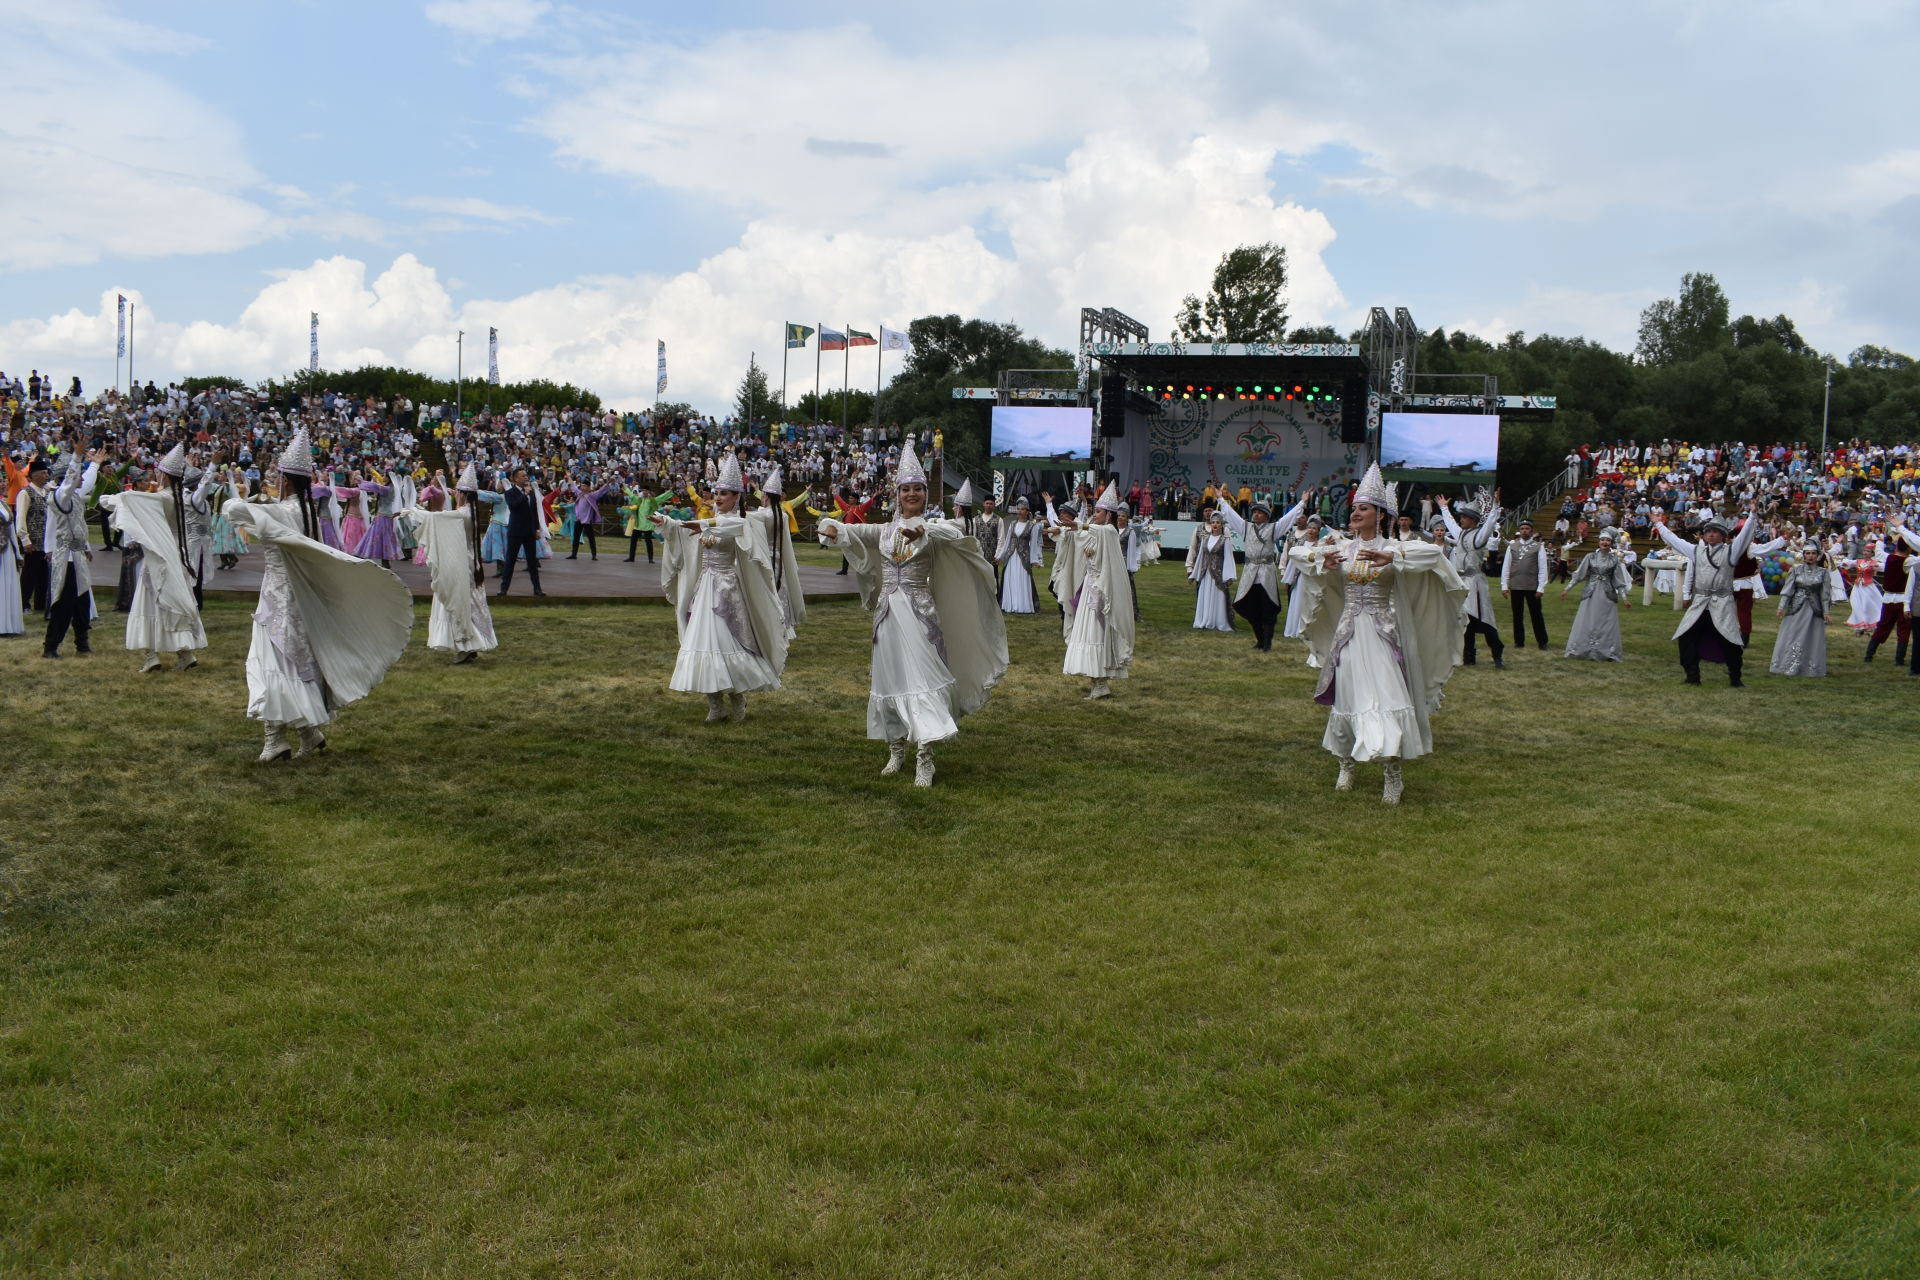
left=893, top=437, right=927, bottom=488
left=1352, top=462, right=1397, bottom=518
left=1095, top=480, right=1125, bottom=513
left=156, top=441, right=189, bottom=478
left=277, top=427, right=315, bottom=477
left=715, top=453, right=746, bottom=492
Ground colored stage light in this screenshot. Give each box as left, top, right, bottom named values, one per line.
left=1253, top=385, right=1262, bottom=392
left=1186, top=385, right=1194, bottom=392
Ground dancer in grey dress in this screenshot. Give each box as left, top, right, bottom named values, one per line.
left=1561, top=530, right=1633, bottom=661
left=1768, top=546, right=1831, bottom=677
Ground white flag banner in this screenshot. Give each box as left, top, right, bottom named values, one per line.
left=657, top=339, right=668, bottom=395
left=488, top=327, right=500, bottom=386
left=879, top=325, right=909, bottom=352
left=309, top=312, right=320, bottom=372
left=116, top=295, right=127, bottom=358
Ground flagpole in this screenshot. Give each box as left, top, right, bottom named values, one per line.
left=780, top=327, right=789, bottom=423
left=874, top=336, right=882, bottom=431
left=128, top=303, right=135, bottom=394
left=814, top=323, right=823, bottom=425
left=842, top=328, right=850, bottom=436
left=749, top=350, right=757, bottom=430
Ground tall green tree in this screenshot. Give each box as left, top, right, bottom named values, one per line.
left=1635, top=271, right=1731, bottom=365
left=1173, top=242, right=1290, bottom=343
left=732, top=355, right=776, bottom=426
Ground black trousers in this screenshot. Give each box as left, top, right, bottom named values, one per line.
left=1678, top=616, right=1744, bottom=685
left=1509, top=589, right=1548, bottom=647
left=98, top=506, right=122, bottom=550
left=43, top=564, right=91, bottom=654
left=499, top=534, right=543, bottom=593
left=1233, top=584, right=1280, bottom=649
left=21, top=549, right=50, bottom=613
left=626, top=529, right=655, bottom=562
left=569, top=523, right=597, bottom=559
left=1462, top=615, right=1504, bottom=663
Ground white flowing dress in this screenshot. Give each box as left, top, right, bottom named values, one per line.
left=996, top=519, right=1043, bottom=613
left=1186, top=532, right=1237, bottom=630
left=99, top=491, right=207, bottom=655
left=661, top=516, right=783, bottom=695
left=0, top=508, right=23, bottom=635
left=1062, top=523, right=1135, bottom=680
left=400, top=505, right=498, bottom=654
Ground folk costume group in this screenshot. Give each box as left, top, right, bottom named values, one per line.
left=28, top=425, right=1879, bottom=802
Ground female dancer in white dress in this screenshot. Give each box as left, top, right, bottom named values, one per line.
left=819, top=439, right=1008, bottom=786
left=1289, top=464, right=1467, bottom=804
left=98, top=443, right=210, bottom=673
left=1282, top=515, right=1326, bottom=639
left=397, top=465, right=498, bottom=665
left=1062, top=482, right=1136, bottom=700
left=652, top=454, right=787, bottom=723
left=222, top=429, right=414, bottom=762
left=1185, top=508, right=1237, bottom=631
left=995, top=499, right=1045, bottom=614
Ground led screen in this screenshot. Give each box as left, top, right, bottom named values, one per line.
left=990, top=405, right=1093, bottom=460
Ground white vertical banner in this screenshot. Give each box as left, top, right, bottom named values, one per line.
left=309, top=312, right=320, bottom=372
left=656, top=340, right=668, bottom=395
left=488, top=327, right=500, bottom=385
left=116, top=295, right=127, bottom=358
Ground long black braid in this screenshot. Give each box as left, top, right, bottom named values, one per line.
left=287, top=473, right=319, bottom=540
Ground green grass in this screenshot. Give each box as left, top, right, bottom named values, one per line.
left=4, top=562, right=1919, bottom=1278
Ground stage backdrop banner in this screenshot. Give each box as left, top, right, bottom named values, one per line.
left=1148, top=398, right=1363, bottom=512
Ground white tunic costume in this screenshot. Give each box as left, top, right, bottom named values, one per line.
left=1185, top=529, right=1237, bottom=630
left=1062, top=522, right=1135, bottom=681
left=658, top=514, right=787, bottom=695
left=821, top=516, right=1008, bottom=744
left=223, top=496, right=414, bottom=729
left=995, top=517, right=1045, bottom=613
left=399, top=505, right=499, bottom=655
left=99, top=490, right=208, bottom=657
left=1290, top=535, right=1466, bottom=762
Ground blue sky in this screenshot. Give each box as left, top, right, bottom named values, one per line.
left=5, top=0, right=1918, bottom=413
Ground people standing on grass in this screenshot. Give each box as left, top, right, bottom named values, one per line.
left=1560, top=528, right=1632, bottom=662
left=1215, top=486, right=1312, bottom=651
left=817, top=439, right=1007, bottom=787
left=1061, top=482, right=1135, bottom=700
left=1185, top=507, right=1237, bottom=631
left=1290, top=463, right=1466, bottom=805
left=1500, top=518, right=1551, bottom=651
left=221, top=429, right=414, bottom=762
left=651, top=454, right=787, bottom=724
left=0, top=473, right=25, bottom=637
left=41, top=451, right=103, bottom=660
left=1437, top=491, right=1505, bottom=669
left=1653, top=500, right=1759, bottom=687
left=98, top=444, right=208, bottom=673
left=995, top=498, right=1045, bottom=615
left=1882, top=515, right=1920, bottom=676
left=1768, top=544, right=1831, bottom=678
left=398, top=465, right=498, bottom=666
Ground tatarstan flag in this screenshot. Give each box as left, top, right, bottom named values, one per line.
left=847, top=327, right=877, bottom=347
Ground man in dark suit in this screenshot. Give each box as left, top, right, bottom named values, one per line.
left=499, top=467, right=547, bottom=597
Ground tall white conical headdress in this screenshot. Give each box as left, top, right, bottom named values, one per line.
left=277, top=427, right=315, bottom=477
left=1352, top=462, right=1397, bottom=517
left=715, top=453, right=746, bottom=493
left=156, top=441, right=189, bottom=478
left=893, top=437, right=927, bottom=487
left=762, top=465, right=786, bottom=495
left=455, top=461, right=479, bottom=492
left=953, top=478, right=976, bottom=507
left=1095, top=480, right=1124, bottom=513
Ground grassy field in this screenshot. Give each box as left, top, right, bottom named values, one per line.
left=4, top=555, right=1919, bottom=1278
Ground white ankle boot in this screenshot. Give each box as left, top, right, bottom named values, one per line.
left=914, top=743, right=935, bottom=787
left=1085, top=678, right=1112, bottom=700
left=1382, top=760, right=1404, bottom=805
left=175, top=651, right=198, bottom=671
left=257, top=723, right=292, bottom=763
left=728, top=692, right=747, bottom=723
left=139, top=651, right=162, bottom=674
left=296, top=726, right=327, bottom=759
left=705, top=693, right=727, bottom=722
left=1335, top=757, right=1355, bottom=791
left=881, top=740, right=907, bottom=776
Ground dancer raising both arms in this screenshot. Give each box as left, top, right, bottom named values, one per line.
left=1216, top=485, right=1313, bottom=651
left=1061, top=482, right=1136, bottom=700
left=222, top=429, right=414, bottom=762
left=818, top=438, right=1008, bottom=787
left=1652, top=500, right=1759, bottom=687
left=652, top=453, right=787, bottom=724
left=1290, top=464, right=1466, bottom=805
left=398, top=464, right=498, bottom=666
left=98, top=443, right=208, bottom=673
left=1185, top=506, right=1237, bottom=632
left=995, top=498, right=1045, bottom=614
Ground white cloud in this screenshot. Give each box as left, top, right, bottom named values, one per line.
left=398, top=196, right=565, bottom=225
left=424, top=0, right=552, bottom=41
left=0, top=2, right=278, bottom=270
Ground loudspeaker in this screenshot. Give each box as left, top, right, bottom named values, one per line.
left=1098, top=374, right=1127, bottom=437
left=1338, top=377, right=1368, bottom=443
